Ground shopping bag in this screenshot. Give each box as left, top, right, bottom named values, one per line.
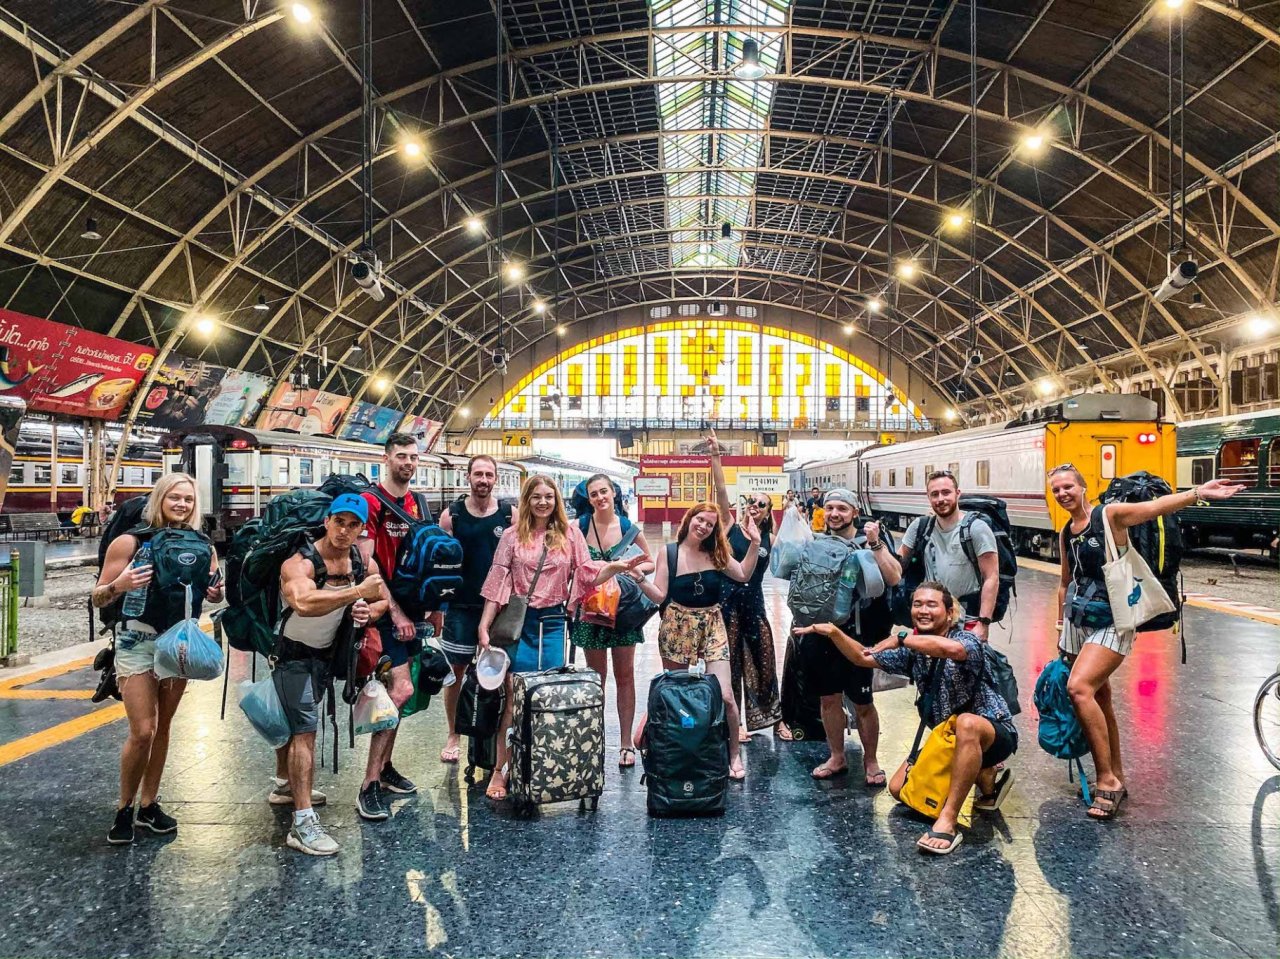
left=580, top=575, right=621, bottom=629
left=353, top=677, right=399, bottom=735
left=238, top=675, right=291, bottom=748
left=871, top=668, right=910, bottom=693
left=899, top=715, right=958, bottom=820
left=400, top=646, right=450, bottom=719
left=1100, top=505, right=1174, bottom=632
left=770, top=506, right=814, bottom=579
left=356, top=625, right=383, bottom=679
left=154, top=619, right=224, bottom=681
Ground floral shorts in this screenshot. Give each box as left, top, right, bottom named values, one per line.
left=657, top=602, right=729, bottom=666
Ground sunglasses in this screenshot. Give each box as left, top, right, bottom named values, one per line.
left=926, top=469, right=955, bottom=482
left=1047, top=463, right=1077, bottom=478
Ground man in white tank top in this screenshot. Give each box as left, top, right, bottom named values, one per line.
left=275, top=494, right=386, bottom=856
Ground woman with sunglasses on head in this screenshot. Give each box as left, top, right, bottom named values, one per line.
left=1048, top=464, right=1242, bottom=820
left=706, top=432, right=784, bottom=743
left=571, top=473, right=656, bottom=768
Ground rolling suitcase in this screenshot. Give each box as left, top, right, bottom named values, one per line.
left=506, top=615, right=605, bottom=816
left=640, top=670, right=729, bottom=817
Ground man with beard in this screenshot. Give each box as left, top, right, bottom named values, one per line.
left=356, top=433, right=437, bottom=821
left=897, top=471, right=999, bottom=640
left=436, top=455, right=517, bottom=764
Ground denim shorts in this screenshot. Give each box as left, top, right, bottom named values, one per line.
left=115, top=627, right=159, bottom=678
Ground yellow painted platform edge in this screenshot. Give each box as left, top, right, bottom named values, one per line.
left=0, top=656, right=95, bottom=693
left=0, top=703, right=126, bottom=767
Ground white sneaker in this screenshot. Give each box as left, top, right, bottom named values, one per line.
left=269, top=779, right=327, bottom=807
left=287, top=812, right=338, bottom=856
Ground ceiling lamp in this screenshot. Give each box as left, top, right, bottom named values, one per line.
left=464, top=215, right=484, bottom=235
left=401, top=138, right=425, bottom=159
left=896, top=261, right=917, bottom=280
left=1189, top=291, right=1205, bottom=310
left=191, top=315, right=217, bottom=338
left=1246, top=313, right=1274, bottom=338
left=943, top=409, right=957, bottom=422
left=1021, top=131, right=1046, bottom=154
left=1036, top=378, right=1056, bottom=397
left=734, top=39, right=766, bottom=81
left=503, top=262, right=525, bottom=282
left=80, top=217, right=102, bottom=241
left=532, top=299, right=547, bottom=314
left=720, top=222, right=739, bottom=243
left=555, top=324, right=567, bottom=336
left=1162, top=0, right=1185, bottom=9
left=842, top=323, right=854, bottom=335
left=457, top=406, right=470, bottom=417
left=253, top=293, right=269, bottom=312
left=946, top=211, right=966, bottom=230
left=290, top=3, right=314, bottom=24
left=866, top=296, right=883, bottom=313
left=372, top=375, right=391, bottom=394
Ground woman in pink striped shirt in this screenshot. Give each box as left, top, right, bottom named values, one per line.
left=478, top=474, right=644, bottom=801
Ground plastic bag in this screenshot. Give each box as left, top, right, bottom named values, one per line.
left=154, top=619, right=224, bottom=681
left=770, top=506, right=814, bottom=579
left=239, top=675, right=291, bottom=748
left=580, top=575, right=621, bottom=628
left=353, top=677, right=399, bottom=735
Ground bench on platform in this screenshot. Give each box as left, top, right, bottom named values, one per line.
left=2, top=513, right=74, bottom=542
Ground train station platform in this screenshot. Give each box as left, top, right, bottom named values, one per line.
left=0, top=565, right=1275, bottom=958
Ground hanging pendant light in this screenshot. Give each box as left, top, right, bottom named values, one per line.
left=734, top=39, right=766, bottom=81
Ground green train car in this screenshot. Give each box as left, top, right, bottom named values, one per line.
left=1176, top=409, right=1280, bottom=553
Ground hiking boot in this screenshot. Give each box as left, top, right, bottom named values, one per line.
left=379, top=762, right=417, bottom=795
left=107, top=805, right=135, bottom=845
left=357, top=781, right=390, bottom=821
left=286, top=812, right=339, bottom=857
left=269, top=780, right=328, bottom=807
left=136, top=801, right=178, bottom=835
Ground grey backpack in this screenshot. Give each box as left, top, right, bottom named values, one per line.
left=785, top=535, right=856, bottom=628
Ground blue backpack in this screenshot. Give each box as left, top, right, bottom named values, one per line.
left=372, top=491, right=464, bottom=616
left=1034, top=656, right=1091, bottom=803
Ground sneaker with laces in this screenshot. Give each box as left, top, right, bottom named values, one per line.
left=107, top=805, right=135, bottom=845
left=268, top=780, right=328, bottom=807
left=136, top=801, right=178, bottom=834
left=380, top=762, right=417, bottom=795
left=286, top=812, right=339, bottom=857
left=357, top=781, right=390, bottom=821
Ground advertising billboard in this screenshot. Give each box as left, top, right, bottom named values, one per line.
left=257, top=383, right=352, bottom=435
left=134, top=356, right=229, bottom=431
left=338, top=401, right=403, bottom=445
left=397, top=414, right=444, bottom=451
left=0, top=309, right=155, bottom=420
left=202, top=369, right=273, bottom=427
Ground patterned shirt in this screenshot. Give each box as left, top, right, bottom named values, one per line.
left=871, top=628, right=1014, bottom=725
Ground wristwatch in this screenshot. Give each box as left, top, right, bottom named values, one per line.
left=977, top=616, right=992, bottom=626
left=896, top=630, right=908, bottom=648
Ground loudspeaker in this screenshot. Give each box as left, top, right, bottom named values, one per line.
left=762, top=431, right=778, bottom=447
left=618, top=430, right=635, bottom=449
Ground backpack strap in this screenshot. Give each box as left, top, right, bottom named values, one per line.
left=412, top=491, right=432, bottom=524
left=957, top=512, right=984, bottom=573
left=366, top=485, right=423, bottom=528
left=667, top=541, right=678, bottom=580
left=579, top=513, right=591, bottom=534
left=908, top=657, right=943, bottom=763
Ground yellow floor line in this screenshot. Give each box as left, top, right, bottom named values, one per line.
left=0, top=656, right=95, bottom=693
left=0, top=703, right=126, bottom=767
left=0, top=689, right=93, bottom=700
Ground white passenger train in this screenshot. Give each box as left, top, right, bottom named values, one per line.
left=791, top=395, right=1174, bottom=556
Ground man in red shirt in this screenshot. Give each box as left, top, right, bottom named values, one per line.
left=356, top=432, right=437, bottom=821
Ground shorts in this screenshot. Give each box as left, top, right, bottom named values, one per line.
left=657, top=602, right=729, bottom=666
left=272, top=655, right=332, bottom=736
left=798, top=634, right=874, bottom=706
left=378, top=619, right=426, bottom=669
left=442, top=606, right=483, bottom=667
left=1059, top=620, right=1135, bottom=658
left=115, top=627, right=159, bottom=678
left=980, top=717, right=1018, bottom=768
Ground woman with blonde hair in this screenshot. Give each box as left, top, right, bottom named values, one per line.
left=637, top=501, right=760, bottom=780
left=478, top=474, right=644, bottom=800
left=93, top=472, right=223, bottom=845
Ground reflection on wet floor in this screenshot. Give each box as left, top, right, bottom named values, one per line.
left=0, top=565, right=1276, bottom=958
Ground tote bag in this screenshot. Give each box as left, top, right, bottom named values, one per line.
left=899, top=715, right=957, bottom=820
left=1100, top=505, right=1174, bottom=633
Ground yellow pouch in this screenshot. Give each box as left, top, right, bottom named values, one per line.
left=899, top=715, right=957, bottom=820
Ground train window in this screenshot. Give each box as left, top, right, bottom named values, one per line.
left=337, top=460, right=350, bottom=476
left=872, top=470, right=881, bottom=487
left=226, top=457, right=248, bottom=484
left=299, top=458, right=313, bottom=485
left=117, top=468, right=125, bottom=484
left=976, top=460, right=990, bottom=487
left=923, top=464, right=933, bottom=478
left=34, top=465, right=51, bottom=484
left=1269, top=442, right=1280, bottom=488
left=317, top=460, right=331, bottom=481
left=369, top=463, right=380, bottom=481
left=1191, top=457, right=1214, bottom=486
left=151, top=469, right=162, bottom=484
left=1219, top=438, right=1260, bottom=485
left=277, top=460, right=290, bottom=486
left=947, top=462, right=959, bottom=477
left=904, top=467, right=914, bottom=487
left=888, top=469, right=896, bottom=487
left=60, top=466, right=78, bottom=486
left=8, top=464, right=23, bottom=485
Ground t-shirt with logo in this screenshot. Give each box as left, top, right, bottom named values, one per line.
left=360, top=485, right=433, bottom=587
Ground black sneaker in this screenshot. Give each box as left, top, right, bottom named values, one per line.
left=136, top=802, right=178, bottom=834
left=357, top=781, right=390, bottom=821
left=380, top=762, right=417, bottom=795
left=107, top=805, right=135, bottom=845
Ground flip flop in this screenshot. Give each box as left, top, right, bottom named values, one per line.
left=864, top=769, right=887, bottom=789
left=439, top=743, right=461, bottom=764
left=917, top=828, right=964, bottom=855
left=811, top=762, right=849, bottom=780
left=974, top=768, right=1015, bottom=812
left=775, top=723, right=795, bottom=742
left=618, top=747, right=636, bottom=768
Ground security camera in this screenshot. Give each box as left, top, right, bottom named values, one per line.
left=350, top=255, right=385, bottom=302
left=1153, top=259, right=1197, bottom=304
left=966, top=349, right=983, bottom=368
left=491, top=348, right=509, bottom=373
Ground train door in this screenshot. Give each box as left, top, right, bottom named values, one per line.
left=175, top=433, right=227, bottom=530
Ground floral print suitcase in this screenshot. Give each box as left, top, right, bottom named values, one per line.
left=507, top=666, right=605, bottom=815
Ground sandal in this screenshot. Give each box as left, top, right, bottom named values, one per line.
left=811, top=762, right=849, bottom=780
left=618, top=747, right=636, bottom=768
left=440, top=742, right=461, bottom=764
left=1087, top=787, right=1126, bottom=820
left=485, top=766, right=509, bottom=802
left=917, top=828, right=964, bottom=855
left=775, top=722, right=794, bottom=742
left=864, top=769, right=887, bottom=789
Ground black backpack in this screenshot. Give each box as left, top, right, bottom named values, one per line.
left=93, top=496, right=149, bottom=633
left=640, top=671, right=729, bottom=817
left=570, top=479, right=627, bottom=521
left=1098, top=471, right=1183, bottom=631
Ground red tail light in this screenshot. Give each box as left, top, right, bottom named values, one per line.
left=1137, top=432, right=1157, bottom=445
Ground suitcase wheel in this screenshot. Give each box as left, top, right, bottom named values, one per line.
left=464, top=765, right=476, bottom=785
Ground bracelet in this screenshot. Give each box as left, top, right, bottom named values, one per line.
left=870, top=541, right=885, bottom=551
left=1191, top=486, right=1209, bottom=507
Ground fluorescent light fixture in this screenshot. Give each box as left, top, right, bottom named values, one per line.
left=253, top=293, right=269, bottom=311
left=80, top=217, right=102, bottom=241
left=734, top=39, right=767, bottom=81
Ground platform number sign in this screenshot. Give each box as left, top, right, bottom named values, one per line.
left=502, top=430, right=533, bottom=448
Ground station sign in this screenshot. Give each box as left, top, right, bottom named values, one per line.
left=735, top=472, right=790, bottom=495
left=879, top=433, right=897, bottom=446
left=502, top=430, right=533, bottom=448
left=634, top=476, right=672, bottom=497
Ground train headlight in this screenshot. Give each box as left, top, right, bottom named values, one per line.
left=1137, top=432, right=1158, bottom=445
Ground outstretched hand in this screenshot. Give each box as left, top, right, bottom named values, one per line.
left=1199, top=478, right=1245, bottom=501
left=793, top=622, right=839, bottom=637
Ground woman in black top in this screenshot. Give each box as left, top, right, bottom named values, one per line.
left=707, top=432, right=783, bottom=742
left=1049, top=465, right=1241, bottom=820
left=638, top=502, right=760, bottom=780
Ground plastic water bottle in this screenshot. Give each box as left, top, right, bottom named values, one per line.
left=120, top=544, right=152, bottom=620
left=839, top=552, right=860, bottom=590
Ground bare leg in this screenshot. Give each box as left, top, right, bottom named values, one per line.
left=1094, top=678, right=1124, bottom=785
left=705, top=660, right=743, bottom=778
left=813, top=693, right=848, bottom=777
left=287, top=733, right=317, bottom=814
left=1067, top=643, right=1126, bottom=799
left=611, top=645, right=637, bottom=752
left=274, top=746, right=289, bottom=781
left=921, top=714, right=995, bottom=851
left=118, top=673, right=159, bottom=809
left=486, top=673, right=515, bottom=799
left=853, top=701, right=882, bottom=785
left=139, top=677, right=186, bottom=806
left=441, top=663, right=466, bottom=762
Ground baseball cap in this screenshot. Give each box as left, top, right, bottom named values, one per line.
left=823, top=488, right=857, bottom=508
left=327, top=493, right=369, bottom=523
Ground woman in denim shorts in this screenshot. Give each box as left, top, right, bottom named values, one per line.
left=92, top=473, right=222, bottom=846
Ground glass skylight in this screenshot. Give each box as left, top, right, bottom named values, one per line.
left=650, top=0, right=791, bottom=269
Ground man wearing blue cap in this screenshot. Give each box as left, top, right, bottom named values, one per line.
left=274, top=493, right=386, bottom=855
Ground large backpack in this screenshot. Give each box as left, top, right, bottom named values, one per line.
left=785, top=535, right=857, bottom=628
left=133, top=527, right=214, bottom=633
left=93, top=496, right=149, bottom=633
left=570, top=479, right=627, bottom=521
left=847, top=524, right=895, bottom=643
left=373, top=490, right=463, bottom=615
left=1034, top=656, right=1091, bottom=803
left=640, top=670, right=729, bottom=817
left=1098, top=471, right=1183, bottom=631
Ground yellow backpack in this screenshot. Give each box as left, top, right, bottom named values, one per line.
left=899, top=715, right=957, bottom=820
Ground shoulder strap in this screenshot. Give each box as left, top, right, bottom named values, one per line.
left=448, top=500, right=463, bottom=521
left=579, top=513, right=591, bottom=533
left=366, top=485, right=419, bottom=528
left=499, top=500, right=513, bottom=524
left=349, top=545, right=365, bottom=582
left=412, top=491, right=431, bottom=523
left=957, top=512, right=979, bottom=570
left=525, top=542, right=551, bottom=597
left=908, top=657, right=944, bottom=763
left=667, top=541, right=678, bottom=579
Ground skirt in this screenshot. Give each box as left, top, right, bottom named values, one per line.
left=722, top=585, right=782, bottom=730
left=570, top=618, right=644, bottom=651
left=657, top=602, right=729, bottom=666
left=511, top=605, right=568, bottom=673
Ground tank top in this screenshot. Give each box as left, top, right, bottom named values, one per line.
left=728, top=525, right=770, bottom=590
left=449, top=499, right=513, bottom=608
left=282, top=582, right=347, bottom=650
left=667, top=543, right=725, bottom=608
left=1065, top=508, right=1108, bottom=587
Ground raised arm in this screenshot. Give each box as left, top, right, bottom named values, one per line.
left=707, top=430, right=733, bottom=526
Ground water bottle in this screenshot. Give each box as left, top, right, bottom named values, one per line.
left=120, top=544, right=152, bottom=620
left=839, top=552, right=860, bottom=591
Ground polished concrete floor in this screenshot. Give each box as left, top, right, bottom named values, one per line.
left=0, top=566, right=1277, bottom=958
